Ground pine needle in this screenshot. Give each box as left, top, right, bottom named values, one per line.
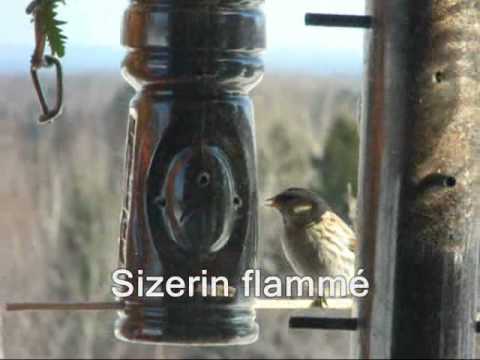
left=38, top=0, right=68, bottom=58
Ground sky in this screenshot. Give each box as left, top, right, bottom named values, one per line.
left=0, top=0, right=366, bottom=74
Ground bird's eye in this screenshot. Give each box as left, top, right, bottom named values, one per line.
left=292, top=204, right=312, bottom=214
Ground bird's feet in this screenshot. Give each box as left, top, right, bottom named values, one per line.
left=310, top=296, right=328, bottom=309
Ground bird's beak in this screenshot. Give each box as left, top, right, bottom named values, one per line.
left=265, top=197, right=279, bottom=208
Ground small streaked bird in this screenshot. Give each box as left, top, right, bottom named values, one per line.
left=266, top=188, right=356, bottom=307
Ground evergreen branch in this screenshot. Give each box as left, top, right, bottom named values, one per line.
left=38, top=0, right=68, bottom=58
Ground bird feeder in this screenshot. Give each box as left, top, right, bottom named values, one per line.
left=355, top=1, right=480, bottom=357
left=114, top=0, right=266, bottom=345
left=286, top=2, right=480, bottom=358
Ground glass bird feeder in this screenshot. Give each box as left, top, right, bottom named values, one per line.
left=114, top=0, right=266, bottom=345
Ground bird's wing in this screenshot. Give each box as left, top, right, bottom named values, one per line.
left=305, top=210, right=356, bottom=278
left=317, top=210, right=356, bottom=253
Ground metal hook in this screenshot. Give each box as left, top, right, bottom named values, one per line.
left=30, top=55, right=64, bottom=124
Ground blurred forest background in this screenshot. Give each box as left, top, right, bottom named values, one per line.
left=0, top=71, right=360, bottom=358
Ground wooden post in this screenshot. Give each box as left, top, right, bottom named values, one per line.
left=356, top=1, right=480, bottom=357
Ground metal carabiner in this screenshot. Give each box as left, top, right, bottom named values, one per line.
left=27, top=0, right=64, bottom=124
left=30, top=55, right=64, bottom=124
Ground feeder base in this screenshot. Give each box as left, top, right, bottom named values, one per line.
left=115, top=302, right=259, bottom=346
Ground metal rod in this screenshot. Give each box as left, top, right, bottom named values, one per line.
left=3, top=302, right=124, bottom=312
left=355, top=0, right=480, bottom=358
left=289, top=317, right=358, bottom=331
left=305, top=13, right=372, bottom=28
left=255, top=298, right=352, bottom=310
left=1, top=299, right=353, bottom=312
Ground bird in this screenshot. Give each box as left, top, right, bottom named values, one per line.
left=266, top=187, right=356, bottom=307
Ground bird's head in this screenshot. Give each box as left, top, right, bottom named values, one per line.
left=265, top=188, right=329, bottom=227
